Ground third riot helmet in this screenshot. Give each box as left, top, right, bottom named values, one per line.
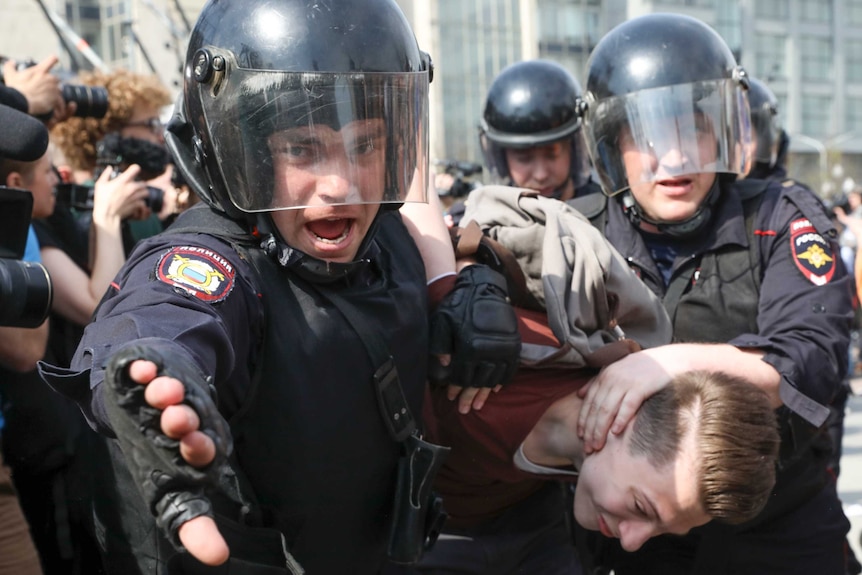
left=747, top=76, right=781, bottom=169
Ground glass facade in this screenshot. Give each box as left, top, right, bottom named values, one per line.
left=800, top=0, right=833, bottom=23
left=800, top=36, right=833, bottom=82
left=755, top=34, right=787, bottom=80
left=755, top=0, right=789, bottom=19
left=847, top=38, right=862, bottom=82
left=435, top=0, right=522, bottom=163
left=849, top=0, right=862, bottom=24
left=536, top=0, right=601, bottom=82
left=802, top=95, right=833, bottom=137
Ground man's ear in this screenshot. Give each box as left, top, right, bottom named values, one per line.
left=6, top=171, right=24, bottom=189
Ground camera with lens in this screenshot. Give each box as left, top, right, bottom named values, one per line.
left=0, top=56, right=109, bottom=119
left=0, top=187, right=52, bottom=328
left=434, top=159, right=483, bottom=198
left=90, top=133, right=169, bottom=213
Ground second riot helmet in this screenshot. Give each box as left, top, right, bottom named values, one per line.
left=578, top=13, right=752, bottom=198
left=479, top=59, right=591, bottom=190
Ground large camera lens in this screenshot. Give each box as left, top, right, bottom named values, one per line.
left=0, top=258, right=52, bottom=328
left=62, top=85, right=109, bottom=119
left=145, top=186, right=164, bottom=213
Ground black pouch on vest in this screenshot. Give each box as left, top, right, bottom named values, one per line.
left=387, top=432, right=451, bottom=565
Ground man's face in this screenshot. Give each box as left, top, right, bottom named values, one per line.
left=573, top=420, right=710, bottom=552
left=504, top=141, right=572, bottom=198
left=267, top=119, right=387, bottom=263
left=121, top=103, right=165, bottom=146
left=619, top=117, right=717, bottom=223
left=24, top=151, right=58, bottom=220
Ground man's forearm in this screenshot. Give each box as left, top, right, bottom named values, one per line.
left=0, top=321, right=49, bottom=372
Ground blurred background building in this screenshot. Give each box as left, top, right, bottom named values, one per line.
left=1, top=0, right=860, bottom=199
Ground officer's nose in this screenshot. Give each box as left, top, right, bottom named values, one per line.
left=618, top=519, right=654, bottom=552
left=314, top=156, right=361, bottom=205
left=532, top=159, right=550, bottom=180
left=657, top=146, right=691, bottom=171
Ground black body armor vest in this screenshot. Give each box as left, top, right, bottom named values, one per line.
left=165, top=208, right=429, bottom=573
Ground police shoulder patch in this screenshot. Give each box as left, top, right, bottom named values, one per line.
left=789, top=218, right=835, bottom=286
left=156, top=246, right=236, bottom=303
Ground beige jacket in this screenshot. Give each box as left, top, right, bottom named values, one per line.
left=460, top=185, right=672, bottom=368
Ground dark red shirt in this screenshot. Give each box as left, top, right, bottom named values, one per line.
left=425, top=307, right=592, bottom=528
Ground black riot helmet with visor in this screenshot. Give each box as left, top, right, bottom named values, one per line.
left=479, top=59, right=591, bottom=192
left=165, top=0, right=430, bottom=222
left=577, top=13, right=751, bottom=223
left=747, top=76, right=781, bottom=170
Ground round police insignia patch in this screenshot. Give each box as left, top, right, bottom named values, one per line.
left=156, top=246, right=236, bottom=302
left=789, top=218, right=835, bottom=286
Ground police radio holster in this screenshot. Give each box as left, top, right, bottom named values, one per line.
left=326, top=290, right=451, bottom=565
left=387, top=432, right=450, bottom=564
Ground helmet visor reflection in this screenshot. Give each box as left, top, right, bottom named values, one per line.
left=203, top=69, right=428, bottom=212
left=584, top=79, right=750, bottom=196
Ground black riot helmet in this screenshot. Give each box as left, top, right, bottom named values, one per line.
left=165, top=0, right=431, bottom=222
left=577, top=13, right=751, bottom=236
left=479, top=59, right=591, bottom=191
left=747, top=77, right=781, bottom=169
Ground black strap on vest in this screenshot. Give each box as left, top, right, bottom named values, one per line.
left=165, top=204, right=257, bottom=244
left=567, top=191, right=609, bottom=231
left=321, top=288, right=418, bottom=443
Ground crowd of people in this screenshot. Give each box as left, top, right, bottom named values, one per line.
left=0, top=2, right=859, bottom=575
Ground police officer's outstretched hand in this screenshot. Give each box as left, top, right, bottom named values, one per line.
left=429, top=264, right=521, bottom=413
left=103, top=352, right=234, bottom=567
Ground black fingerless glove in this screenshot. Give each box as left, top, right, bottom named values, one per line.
left=428, top=264, right=521, bottom=388
left=102, top=344, right=240, bottom=549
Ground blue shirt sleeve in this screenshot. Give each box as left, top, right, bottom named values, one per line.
left=23, top=225, right=42, bottom=263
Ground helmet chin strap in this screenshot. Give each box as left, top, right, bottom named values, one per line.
left=256, top=213, right=380, bottom=284
left=552, top=178, right=576, bottom=200
left=621, top=179, right=722, bottom=239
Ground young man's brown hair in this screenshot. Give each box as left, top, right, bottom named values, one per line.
left=630, top=370, right=780, bottom=524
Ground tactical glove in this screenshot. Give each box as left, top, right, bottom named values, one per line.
left=102, top=344, right=241, bottom=549
left=429, top=264, right=521, bottom=388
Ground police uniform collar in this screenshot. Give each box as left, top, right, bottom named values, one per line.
left=623, top=178, right=725, bottom=239
left=259, top=214, right=382, bottom=285
left=260, top=234, right=379, bottom=285
left=611, top=178, right=751, bottom=254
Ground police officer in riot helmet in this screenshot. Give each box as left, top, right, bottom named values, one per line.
left=571, top=13, right=853, bottom=575
left=479, top=59, right=596, bottom=201
left=579, top=15, right=752, bottom=238
left=38, top=0, right=521, bottom=573
left=745, top=76, right=787, bottom=180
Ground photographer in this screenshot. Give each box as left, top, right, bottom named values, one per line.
left=1, top=55, right=75, bottom=128
left=0, top=83, right=146, bottom=573
left=0, top=101, right=51, bottom=575
left=51, top=68, right=173, bottom=254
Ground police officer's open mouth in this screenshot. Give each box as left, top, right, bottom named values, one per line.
left=306, top=218, right=354, bottom=243
left=658, top=177, right=693, bottom=187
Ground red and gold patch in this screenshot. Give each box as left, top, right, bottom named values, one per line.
left=156, top=246, right=236, bottom=302
left=789, top=218, right=835, bottom=286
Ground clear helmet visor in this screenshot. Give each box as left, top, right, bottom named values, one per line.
left=584, top=79, right=751, bottom=196
left=200, top=68, right=429, bottom=212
